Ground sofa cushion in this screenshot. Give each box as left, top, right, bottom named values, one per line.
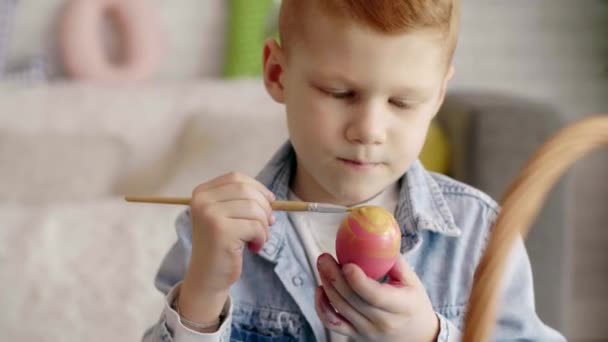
left=0, top=131, right=127, bottom=203
left=0, top=83, right=191, bottom=198
left=0, top=199, right=179, bottom=341
left=160, top=108, right=288, bottom=196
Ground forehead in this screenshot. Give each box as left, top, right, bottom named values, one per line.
left=289, top=11, right=447, bottom=91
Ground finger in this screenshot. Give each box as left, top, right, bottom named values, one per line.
left=317, top=254, right=376, bottom=330
left=192, top=182, right=275, bottom=224
left=387, top=256, right=419, bottom=287
left=227, top=218, right=267, bottom=252
left=193, top=172, right=275, bottom=202
left=206, top=198, right=272, bottom=228
left=204, top=200, right=270, bottom=245
left=225, top=199, right=272, bottom=230
left=315, top=286, right=357, bottom=337
left=342, top=262, right=408, bottom=314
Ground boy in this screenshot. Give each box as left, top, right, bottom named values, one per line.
left=144, top=1, right=565, bottom=341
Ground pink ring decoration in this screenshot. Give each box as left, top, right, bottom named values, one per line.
left=60, top=0, right=162, bottom=83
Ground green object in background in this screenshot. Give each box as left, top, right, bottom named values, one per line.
left=223, top=0, right=277, bottom=78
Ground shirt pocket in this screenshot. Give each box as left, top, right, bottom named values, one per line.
left=230, top=303, right=305, bottom=342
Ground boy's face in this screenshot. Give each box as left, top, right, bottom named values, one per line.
left=264, top=12, right=453, bottom=206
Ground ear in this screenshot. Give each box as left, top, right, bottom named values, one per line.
left=263, top=38, right=286, bottom=104
left=433, top=65, right=455, bottom=116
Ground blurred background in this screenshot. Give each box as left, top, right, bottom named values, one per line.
left=0, top=0, right=606, bottom=341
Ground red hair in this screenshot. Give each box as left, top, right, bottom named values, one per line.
left=279, top=0, right=460, bottom=61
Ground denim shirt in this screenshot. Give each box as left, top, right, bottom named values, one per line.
left=143, top=142, right=565, bottom=342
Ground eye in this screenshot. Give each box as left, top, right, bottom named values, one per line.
left=330, top=91, right=353, bottom=99
left=320, top=87, right=355, bottom=99
left=389, top=98, right=414, bottom=109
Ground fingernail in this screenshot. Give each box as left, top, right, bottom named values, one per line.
left=270, top=215, right=276, bottom=225
left=317, top=254, right=328, bottom=272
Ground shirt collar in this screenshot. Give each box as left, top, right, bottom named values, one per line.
left=395, top=160, right=462, bottom=251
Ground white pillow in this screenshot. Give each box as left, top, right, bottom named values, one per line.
left=0, top=80, right=283, bottom=199
left=160, top=108, right=288, bottom=196
left=0, top=131, right=127, bottom=203
left=0, top=83, right=191, bottom=198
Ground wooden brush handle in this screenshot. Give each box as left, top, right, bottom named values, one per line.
left=124, top=196, right=311, bottom=212
left=124, top=196, right=190, bottom=205
left=463, top=115, right=608, bottom=341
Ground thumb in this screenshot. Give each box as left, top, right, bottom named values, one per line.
left=387, top=256, right=419, bottom=287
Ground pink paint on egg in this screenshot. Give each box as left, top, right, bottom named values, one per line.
left=335, top=206, right=401, bottom=279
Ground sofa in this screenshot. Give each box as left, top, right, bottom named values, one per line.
left=0, top=80, right=568, bottom=341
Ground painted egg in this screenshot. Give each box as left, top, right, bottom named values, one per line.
left=335, top=205, right=401, bottom=279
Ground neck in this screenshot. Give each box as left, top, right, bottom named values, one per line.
left=291, top=164, right=388, bottom=207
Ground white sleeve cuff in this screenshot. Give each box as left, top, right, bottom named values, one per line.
left=436, top=312, right=462, bottom=342
left=163, top=282, right=233, bottom=342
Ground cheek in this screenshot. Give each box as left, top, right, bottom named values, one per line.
left=290, top=97, right=342, bottom=141
left=391, top=117, right=433, bottom=161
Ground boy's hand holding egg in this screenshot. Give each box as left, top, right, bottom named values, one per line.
left=314, top=206, right=440, bottom=341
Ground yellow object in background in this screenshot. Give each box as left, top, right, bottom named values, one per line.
left=419, top=121, right=450, bottom=174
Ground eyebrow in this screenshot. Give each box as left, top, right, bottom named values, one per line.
left=309, top=71, right=358, bottom=87
left=391, top=86, right=433, bottom=100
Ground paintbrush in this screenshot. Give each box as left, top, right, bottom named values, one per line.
left=124, top=196, right=351, bottom=213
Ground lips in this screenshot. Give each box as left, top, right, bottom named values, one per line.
left=338, top=158, right=381, bottom=167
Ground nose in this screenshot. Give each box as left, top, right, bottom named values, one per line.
left=345, top=102, right=387, bottom=145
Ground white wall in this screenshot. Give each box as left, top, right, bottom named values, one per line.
left=453, top=0, right=608, bottom=119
